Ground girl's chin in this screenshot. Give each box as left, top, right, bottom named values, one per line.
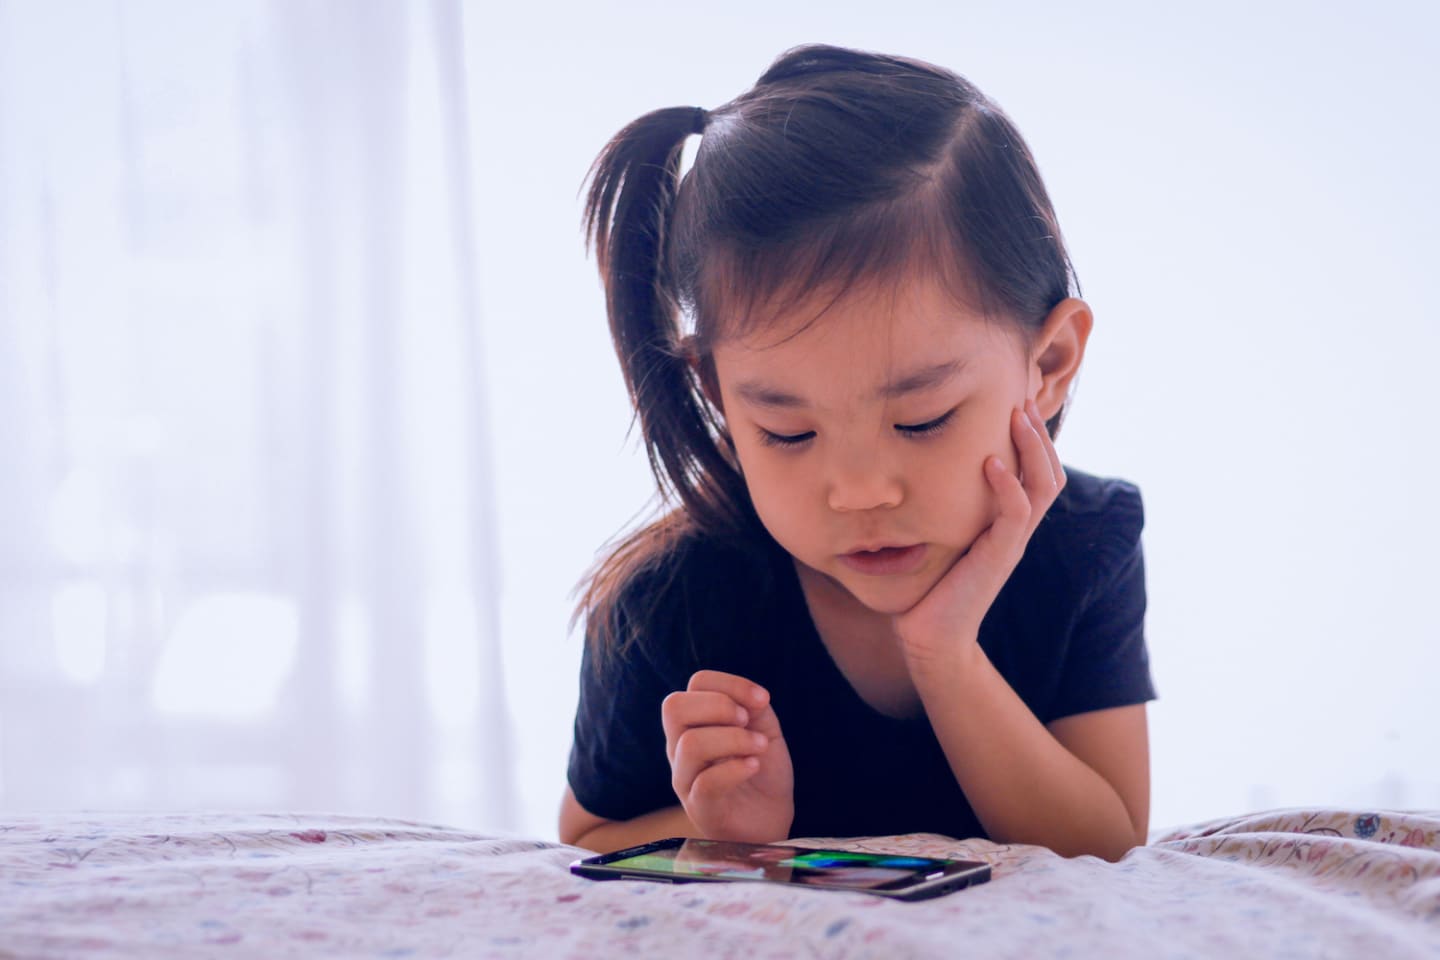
left=846, top=587, right=929, bottom=616
left=792, top=552, right=954, bottom=615
left=828, top=570, right=940, bottom=616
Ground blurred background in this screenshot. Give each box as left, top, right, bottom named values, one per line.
left=0, top=0, right=1435, bottom=841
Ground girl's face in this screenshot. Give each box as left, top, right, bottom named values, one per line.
left=711, top=277, right=1036, bottom=616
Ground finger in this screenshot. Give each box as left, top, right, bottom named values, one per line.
left=981, top=454, right=1033, bottom=558
left=687, top=670, right=769, bottom=710
left=1011, top=406, right=1057, bottom=493
left=661, top=691, right=751, bottom=764
left=685, top=756, right=761, bottom=808
left=687, top=670, right=783, bottom=738
left=1027, top=399, right=1066, bottom=493
left=671, top=725, right=769, bottom=796
left=932, top=456, right=1030, bottom=612
left=1011, top=408, right=1061, bottom=521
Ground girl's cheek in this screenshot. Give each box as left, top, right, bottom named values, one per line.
left=949, top=405, right=1015, bottom=476
left=947, top=416, right=1014, bottom=523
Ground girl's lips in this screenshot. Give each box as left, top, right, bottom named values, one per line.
left=837, top=544, right=927, bottom=576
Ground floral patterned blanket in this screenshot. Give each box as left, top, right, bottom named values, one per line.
left=2, top=807, right=1437, bottom=958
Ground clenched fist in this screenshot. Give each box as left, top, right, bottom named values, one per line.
left=661, top=670, right=794, bottom=842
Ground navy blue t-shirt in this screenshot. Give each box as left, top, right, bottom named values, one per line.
left=567, top=468, right=1156, bottom=840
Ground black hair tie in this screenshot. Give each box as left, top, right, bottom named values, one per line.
left=692, top=107, right=709, bottom=135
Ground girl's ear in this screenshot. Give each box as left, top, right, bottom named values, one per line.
left=1028, top=298, right=1093, bottom=421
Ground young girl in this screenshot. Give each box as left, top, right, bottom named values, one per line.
left=559, top=44, right=1155, bottom=863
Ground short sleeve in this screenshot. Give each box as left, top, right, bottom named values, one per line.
left=1046, top=483, right=1157, bottom=721
left=566, top=626, right=682, bottom=823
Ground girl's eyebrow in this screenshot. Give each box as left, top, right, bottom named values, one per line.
left=734, top=359, right=968, bottom=409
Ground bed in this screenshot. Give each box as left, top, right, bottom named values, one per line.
left=3, top=807, right=1437, bottom=958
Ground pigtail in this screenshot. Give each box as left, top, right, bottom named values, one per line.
left=578, top=107, right=756, bottom=657
left=583, top=108, right=750, bottom=535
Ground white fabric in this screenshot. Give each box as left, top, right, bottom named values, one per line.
left=2, top=807, right=1438, bottom=957
left=0, top=0, right=513, bottom=830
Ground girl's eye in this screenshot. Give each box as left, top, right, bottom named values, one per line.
left=757, top=428, right=815, bottom=448
left=896, top=408, right=956, bottom=438
left=758, top=408, right=956, bottom=448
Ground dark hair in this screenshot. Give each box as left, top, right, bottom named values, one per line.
left=577, top=44, right=1079, bottom=656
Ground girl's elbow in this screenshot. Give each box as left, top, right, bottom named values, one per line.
left=1099, top=829, right=1147, bottom=863
left=1100, top=839, right=1140, bottom=863
left=1061, top=824, right=1145, bottom=862
left=1129, top=814, right=1150, bottom=854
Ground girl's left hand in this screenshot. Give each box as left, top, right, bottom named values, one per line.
left=894, top=398, right=1065, bottom=676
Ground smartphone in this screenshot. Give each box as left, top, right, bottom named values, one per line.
left=570, top=837, right=990, bottom=901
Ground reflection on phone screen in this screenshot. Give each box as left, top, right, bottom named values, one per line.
left=607, top=840, right=949, bottom=891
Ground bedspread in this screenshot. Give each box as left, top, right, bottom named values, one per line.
left=2, top=807, right=1437, bottom=958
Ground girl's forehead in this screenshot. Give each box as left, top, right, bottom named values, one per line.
left=710, top=280, right=1025, bottom=404
left=713, top=278, right=1016, bottom=371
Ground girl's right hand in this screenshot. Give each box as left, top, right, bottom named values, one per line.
left=661, top=670, right=794, bottom=843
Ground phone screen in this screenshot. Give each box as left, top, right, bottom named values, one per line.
left=596, top=838, right=977, bottom=892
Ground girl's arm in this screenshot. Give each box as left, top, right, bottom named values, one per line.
left=914, top=650, right=1149, bottom=861
left=559, top=786, right=700, bottom=853
left=898, top=402, right=1149, bottom=861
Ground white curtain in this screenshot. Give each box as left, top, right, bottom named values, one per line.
left=0, top=0, right=514, bottom=832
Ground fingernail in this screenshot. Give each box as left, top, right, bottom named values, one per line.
left=751, top=732, right=767, bottom=748
left=735, top=707, right=749, bottom=725
left=751, top=688, right=768, bottom=706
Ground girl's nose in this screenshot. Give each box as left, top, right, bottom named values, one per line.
left=825, top=451, right=904, bottom=513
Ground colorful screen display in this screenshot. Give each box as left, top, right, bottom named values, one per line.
left=606, top=839, right=953, bottom=891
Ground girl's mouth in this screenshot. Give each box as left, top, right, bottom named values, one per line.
left=837, top=544, right=927, bottom=576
